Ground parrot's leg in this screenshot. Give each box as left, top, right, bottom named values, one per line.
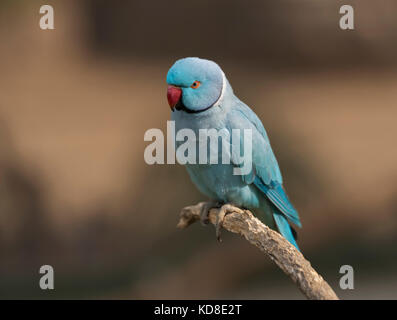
left=200, top=201, right=222, bottom=225
left=216, top=204, right=244, bottom=242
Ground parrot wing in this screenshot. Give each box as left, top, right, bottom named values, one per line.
left=227, top=101, right=301, bottom=228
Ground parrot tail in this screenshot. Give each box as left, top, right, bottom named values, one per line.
left=273, top=208, right=300, bottom=251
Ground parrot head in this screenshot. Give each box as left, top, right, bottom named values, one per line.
left=166, top=57, right=224, bottom=113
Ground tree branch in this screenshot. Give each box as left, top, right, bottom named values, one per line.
left=177, top=202, right=339, bottom=300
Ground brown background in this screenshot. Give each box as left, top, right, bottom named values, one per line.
left=0, top=0, right=396, bottom=299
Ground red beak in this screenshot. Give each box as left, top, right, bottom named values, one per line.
left=167, top=85, right=182, bottom=111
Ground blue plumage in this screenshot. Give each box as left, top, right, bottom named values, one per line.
left=273, top=210, right=299, bottom=250
left=254, top=177, right=301, bottom=228
left=166, top=57, right=302, bottom=249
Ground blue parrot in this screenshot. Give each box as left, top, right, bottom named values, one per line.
left=166, top=57, right=301, bottom=249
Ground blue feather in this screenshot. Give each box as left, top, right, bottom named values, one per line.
left=254, top=177, right=301, bottom=227
left=273, top=209, right=300, bottom=250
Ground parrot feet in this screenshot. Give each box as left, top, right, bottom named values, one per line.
left=215, top=204, right=244, bottom=242
left=200, top=201, right=222, bottom=225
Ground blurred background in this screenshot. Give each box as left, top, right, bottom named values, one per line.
left=0, top=0, right=396, bottom=299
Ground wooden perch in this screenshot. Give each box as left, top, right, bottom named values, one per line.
left=177, top=202, right=339, bottom=300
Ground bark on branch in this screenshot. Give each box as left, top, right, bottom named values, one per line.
left=177, top=202, right=339, bottom=300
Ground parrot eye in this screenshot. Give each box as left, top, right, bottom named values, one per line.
left=190, top=81, right=201, bottom=89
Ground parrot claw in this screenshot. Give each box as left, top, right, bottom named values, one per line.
left=200, top=201, right=222, bottom=226
left=215, top=204, right=244, bottom=242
